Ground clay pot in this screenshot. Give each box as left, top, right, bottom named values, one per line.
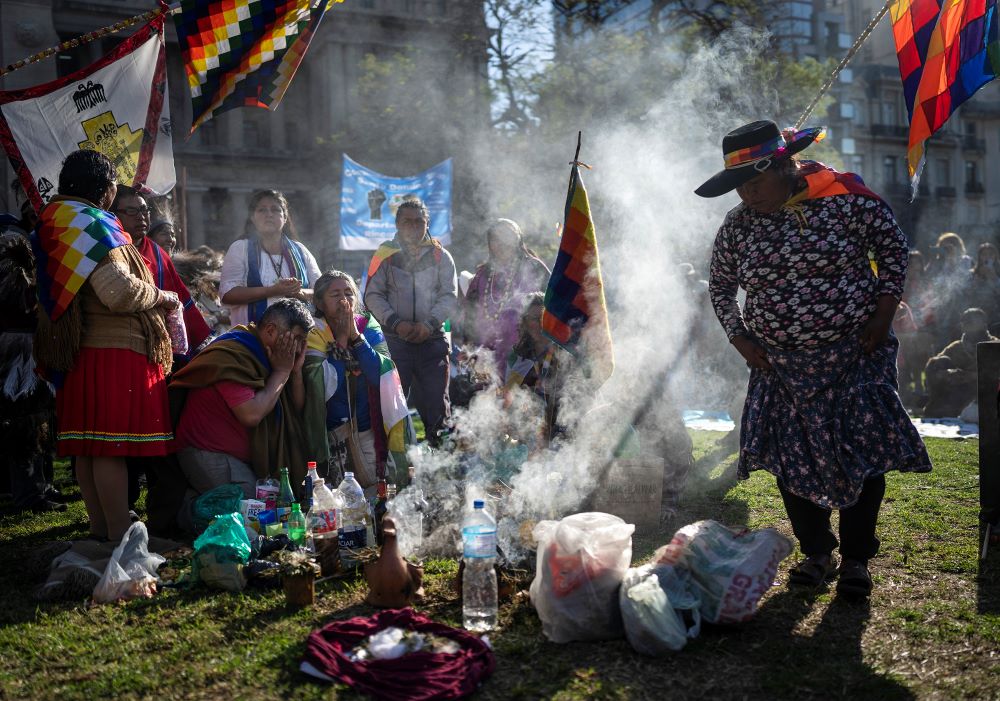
left=364, top=517, right=425, bottom=608
left=283, top=573, right=315, bottom=607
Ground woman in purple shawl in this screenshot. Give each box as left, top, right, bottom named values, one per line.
left=460, top=219, right=550, bottom=379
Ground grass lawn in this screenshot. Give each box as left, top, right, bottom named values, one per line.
left=1, top=432, right=997, bottom=700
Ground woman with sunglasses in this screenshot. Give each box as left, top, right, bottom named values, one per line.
left=111, top=186, right=211, bottom=361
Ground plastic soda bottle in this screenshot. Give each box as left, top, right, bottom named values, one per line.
left=462, top=499, right=498, bottom=632
left=288, top=502, right=307, bottom=546
left=303, top=461, right=320, bottom=500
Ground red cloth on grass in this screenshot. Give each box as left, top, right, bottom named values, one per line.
left=302, top=608, right=495, bottom=700
left=175, top=380, right=254, bottom=462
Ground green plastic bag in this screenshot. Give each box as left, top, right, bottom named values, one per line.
left=191, top=484, right=244, bottom=534
left=192, top=512, right=252, bottom=591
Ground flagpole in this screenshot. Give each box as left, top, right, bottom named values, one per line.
left=0, top=3, right=180, bottom=79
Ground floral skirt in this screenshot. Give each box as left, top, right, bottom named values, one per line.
left=738, top=333, right=931, bottom=509
left=56, top=347, right=173, bottom=457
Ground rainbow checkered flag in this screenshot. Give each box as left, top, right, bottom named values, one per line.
left=32, top=200, right=131, bottom=321
left=174, top=0, right=342, bottom=132
left=890, top=0, right=999, bottom=191
left=541, top=160, right=615, bottom=385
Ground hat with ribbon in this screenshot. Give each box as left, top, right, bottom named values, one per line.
left=694, top=120, right=826, bottom=198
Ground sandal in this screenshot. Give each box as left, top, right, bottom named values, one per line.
left=836, top=558, right=872, bottom=597
left=788, top=554, right=837, bottom=587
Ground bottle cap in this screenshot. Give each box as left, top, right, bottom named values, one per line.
left=474, top=499, right=484, bottom=509
left=345, top=471, right=354, bottom=478
left=307, top=461, right=317, bottom=469
left=292, top=503, right=301, bottom=512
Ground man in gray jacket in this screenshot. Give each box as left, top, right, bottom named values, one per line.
left=364, top=199, right=458, bottom=445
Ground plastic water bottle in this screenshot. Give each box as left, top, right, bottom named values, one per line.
left=308, top=477, right=341, bottom=575
left=337, top=472, right=369, bottom=566
left=288, top=502, right=307, bottom=546
left=462, top=499, right=498, bottom=632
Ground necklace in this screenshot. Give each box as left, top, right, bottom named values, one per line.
left=265, top=249, right=283, bottom=279
left=485, top=263, right=518, bottom=321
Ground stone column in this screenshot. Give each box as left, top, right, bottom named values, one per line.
left=230, top=188, right=253, bottom=232
left=185, top=187, right=207, bottom=249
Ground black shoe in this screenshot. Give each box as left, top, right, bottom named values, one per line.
left=44, top=485, right=70, bottom=502
left=836, top=558, right=873, bottom=597
left=788, top=554, right=837, bottom=587
left=28, top=498, right=68, bottom=514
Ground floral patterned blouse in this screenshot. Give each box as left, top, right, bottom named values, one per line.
left=709, top=194, right=908, bottom=351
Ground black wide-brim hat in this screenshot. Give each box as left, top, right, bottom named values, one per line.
left=694, top=120, right=826, bottom=198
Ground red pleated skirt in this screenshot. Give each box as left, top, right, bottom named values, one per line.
left=56, top=347, right=173, bottom=457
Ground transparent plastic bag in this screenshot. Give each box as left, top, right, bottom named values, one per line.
left=653, top=520, right=793, bottom=624
left=619, top=564, right=701, bottom=655
left=92, top=522, right=166, bottom=604
left=529, top=512, right=634, bottom=643
left=163, top=294, right=188, bottom=356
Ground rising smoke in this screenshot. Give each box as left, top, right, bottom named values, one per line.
left=386, top=25, right=788, bottom=562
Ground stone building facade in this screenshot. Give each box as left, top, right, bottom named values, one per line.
left=0, top=0, right=489, bottom=272
left=554, top=0, right=1000, bottom=250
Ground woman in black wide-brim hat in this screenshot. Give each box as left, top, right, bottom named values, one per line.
left=699, top=120, right=932, bottom=597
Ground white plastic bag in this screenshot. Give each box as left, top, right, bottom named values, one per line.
left=529, top=512, right=634, bottom=643
left=92, top=522, right=166, bottom=603
left=653, top=520, right=792, bottom=624
left=619, top=564, right=701, bottom=655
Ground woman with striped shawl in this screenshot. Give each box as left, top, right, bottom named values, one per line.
left=303, top=271, right=411, bottom=495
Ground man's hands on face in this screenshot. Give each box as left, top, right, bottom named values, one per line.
left=268, top=331, right=300, bottom=373
left=292, top=334, right=307, bottom=373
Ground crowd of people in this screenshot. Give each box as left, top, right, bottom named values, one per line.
left=896, top=232, right=1000, bottom=419
left=0, top=149, right=571, bottom=542
left=2, top=135, right=995, bottom=597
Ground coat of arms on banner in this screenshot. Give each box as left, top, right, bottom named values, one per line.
left=0, top=16, right=174, bottom=211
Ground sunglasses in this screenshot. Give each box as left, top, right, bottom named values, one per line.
left=116, top=205, right=150, bottom=216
